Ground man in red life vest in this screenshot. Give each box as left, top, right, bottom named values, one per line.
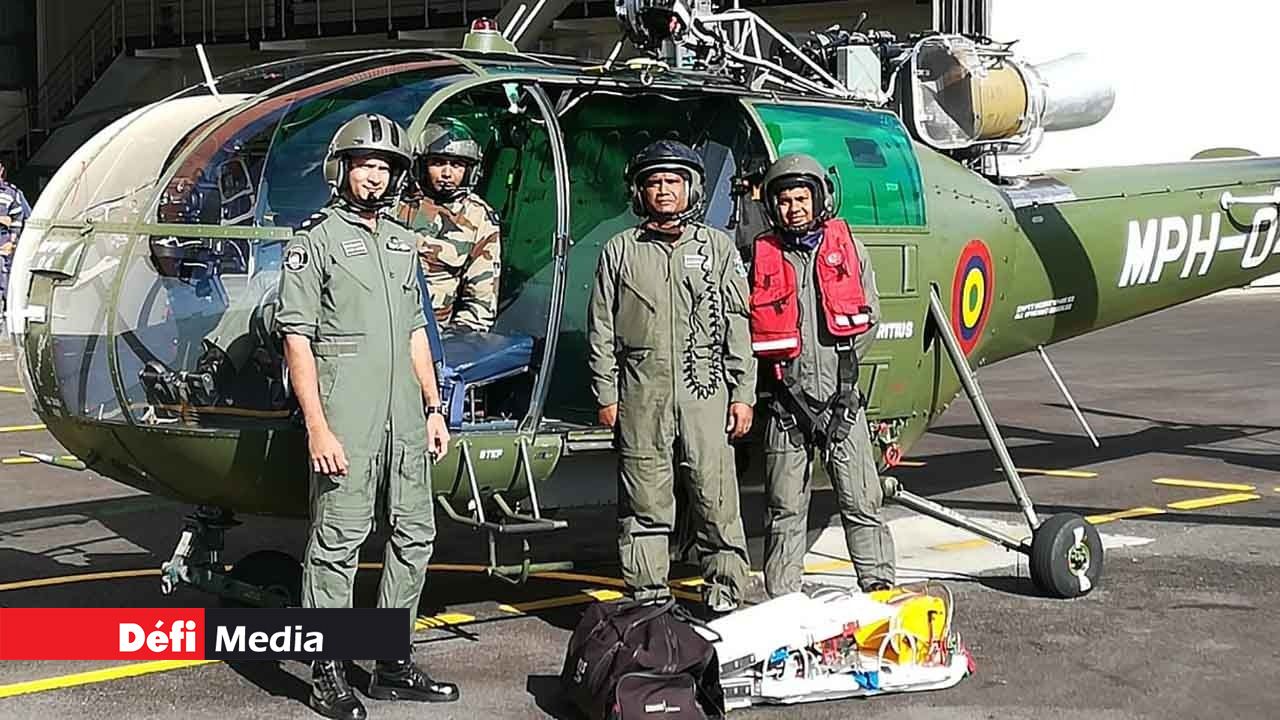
left=750, top=153, right=895, bottom=596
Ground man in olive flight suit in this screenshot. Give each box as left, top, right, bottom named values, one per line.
left=400, top=119, right=502, bottom=332
left=756, top=154, right=895, bottom=597
left=276, top=113, right=458, bottom=720
left=587, top=140, right=756, bottom=614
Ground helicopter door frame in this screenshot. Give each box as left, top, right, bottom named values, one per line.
left=407, top=75, right=571, bottom=434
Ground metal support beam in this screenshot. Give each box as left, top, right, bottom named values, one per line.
left=495, top=0, right=573, bottom=50
left=1036, top=344, right=1100, bottom=447
left=927, top=287, right=1039, bottom=529
left=883, top=477, right=1028, bottom=553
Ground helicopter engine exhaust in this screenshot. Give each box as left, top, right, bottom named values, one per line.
left=901, top=35, right=1116, bottom=155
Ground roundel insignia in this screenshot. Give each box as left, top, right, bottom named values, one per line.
left=284, top=245, right=310, bottom=272
left=951, top=239, right=994, bottom=355
left=825, top=251, right=843, bottom=266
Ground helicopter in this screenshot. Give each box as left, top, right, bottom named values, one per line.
left=8, top=0, right=1280, bottom=608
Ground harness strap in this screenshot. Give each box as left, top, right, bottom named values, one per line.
left=826, top=345, right=862, bottom=444
left=771, top=346, right=863, bottom=447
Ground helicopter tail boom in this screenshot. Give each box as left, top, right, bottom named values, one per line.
left=998, top=155, right=1280, bottom=356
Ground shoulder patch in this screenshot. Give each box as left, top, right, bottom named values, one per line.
left=733, top=253, right=748, bottom=279
left=296, top=211, right=328, bottom=232
left=284, top=244, right=310, bottom=272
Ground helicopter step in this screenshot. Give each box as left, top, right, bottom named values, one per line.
left=159, top=506, right=301, bottom=607
left=434, top=436, right=573, bottom=584
left=881, top=288, right=1104, bottom=598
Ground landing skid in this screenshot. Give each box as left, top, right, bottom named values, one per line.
left=882, top=288, right=1104, bottom=598
left=434, top=436, right=573, bottom=583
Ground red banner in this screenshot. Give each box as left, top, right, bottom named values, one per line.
left=0, top=608, right=206, bottom=660
left=0, top=607, right=410, bottom=661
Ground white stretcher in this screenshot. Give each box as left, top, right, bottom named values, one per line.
left=696, top=583, right=974, bottom=709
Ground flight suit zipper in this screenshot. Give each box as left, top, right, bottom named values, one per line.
left=671, top=245, right=679, bottom=401
left=372, top=220, right=395, bottom=437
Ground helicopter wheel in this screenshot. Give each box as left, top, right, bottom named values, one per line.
left=1029, top=514, right=1104, bottom=598
left=221, top=550, right=303, bottom=608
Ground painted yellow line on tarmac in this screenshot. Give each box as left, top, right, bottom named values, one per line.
left=1085, top=507, right=1165, bottom=525
left=415, top=612, right=475, bottom=630
left=1167, top=493, right=1260, bottom=511
left=0, top=660, right=219, bottom=699
left=0, top=386, right=25, bottom=394
left=0, top=568, right=161, bottom=592
left=0, top=423, right=45, bottom=433
left=1, top=455, right=77, bottom=465
left=999, top=467, right=1098, bottom=479
left=932, top=538, right=991, bottom=552
left=804, top=558, right=853, bottom=573
left=1153, top=478, right=1256, bottom=492
left=499, top=588, right=623, bottom=614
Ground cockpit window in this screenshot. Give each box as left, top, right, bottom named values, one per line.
left=752, top=103, right=926, bottom=227
left=106, top=63, right=466, bottom=427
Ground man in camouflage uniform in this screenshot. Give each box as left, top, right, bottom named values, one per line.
left=276, top=114, right=458, bottom=720
left=400, top=119, right=501, bottom=332
left=587, top=140, right=756, bottom=614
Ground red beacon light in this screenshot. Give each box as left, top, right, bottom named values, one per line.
left=462, top=17, right=515, bottom=52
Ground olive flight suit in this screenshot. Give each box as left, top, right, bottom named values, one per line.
left=762, top=224, right=896, bottom=596
left=275, top=203, right=435, bottom=631
left=587, top=223, right=757, bottom=607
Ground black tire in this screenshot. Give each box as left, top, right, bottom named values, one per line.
left=222, top=550, right=303, bottom=608
left=1029, top=513, right=1104, bottom=598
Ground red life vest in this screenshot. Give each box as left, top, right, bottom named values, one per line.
left=749, top=219, right=872, bottom=361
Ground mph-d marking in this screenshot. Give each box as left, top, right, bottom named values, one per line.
left=1119, top=204, right=1280, bottom=287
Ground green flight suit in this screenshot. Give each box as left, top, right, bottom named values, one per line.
left=275, top=203, right=434, bottom=631
left=761, top=224, right=896, bottom=595
left=587, top=223, right=757, bottom=607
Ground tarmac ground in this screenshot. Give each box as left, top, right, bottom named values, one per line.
left=0, top=290, right=1277, bottom=719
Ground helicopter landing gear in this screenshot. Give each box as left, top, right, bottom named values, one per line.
left=880, top=288, right=1105, bottom=599
left=160, top=505, right=301, bottom=607
left=434, top=438, right=573, bottom=584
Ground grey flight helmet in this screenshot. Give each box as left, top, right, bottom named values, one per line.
left=323, top=113, right=413, bottom=210
left=625, top=139, right=705, bottom=223
left=415, top=120, right=484, bottom=201
left=762, top=153, right=835, bottom=234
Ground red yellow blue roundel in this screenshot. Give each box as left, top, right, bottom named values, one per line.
left=951, top=239, right=994, bottom=355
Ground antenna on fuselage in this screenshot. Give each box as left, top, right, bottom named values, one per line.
left=196, top=43, right=220, bottom=98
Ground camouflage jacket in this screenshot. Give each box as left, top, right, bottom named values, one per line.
left=399, top=193, right=501, bottom=332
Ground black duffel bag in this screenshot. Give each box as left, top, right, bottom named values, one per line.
left=561, top=598, right=725, bottom=720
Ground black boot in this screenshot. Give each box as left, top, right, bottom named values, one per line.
left=310, top=660, right=367, bottom=720
left=368, top=659, right=459, bottom=702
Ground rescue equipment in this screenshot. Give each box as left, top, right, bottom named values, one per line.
left=698, top=583, right=972, bottom=708
left=749, top=218, right=871, bottom=361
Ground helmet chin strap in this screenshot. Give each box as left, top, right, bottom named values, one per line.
left=780, top=218, right=820, bottom=236
left=425, top=183, right=466, bottom=203
left=340, top=186, right=394, bottom=211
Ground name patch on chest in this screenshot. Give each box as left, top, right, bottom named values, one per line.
left=341, top=239, right=368, bottom=257
left=683, top=254, right=705, bottom=270
left=385, top=237, right=413, bottom=253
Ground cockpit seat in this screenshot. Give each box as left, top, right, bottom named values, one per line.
left=438, top=331, right=534, bottom=428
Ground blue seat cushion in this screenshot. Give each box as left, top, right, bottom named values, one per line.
left=438, top=331, right=534, bottom=427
